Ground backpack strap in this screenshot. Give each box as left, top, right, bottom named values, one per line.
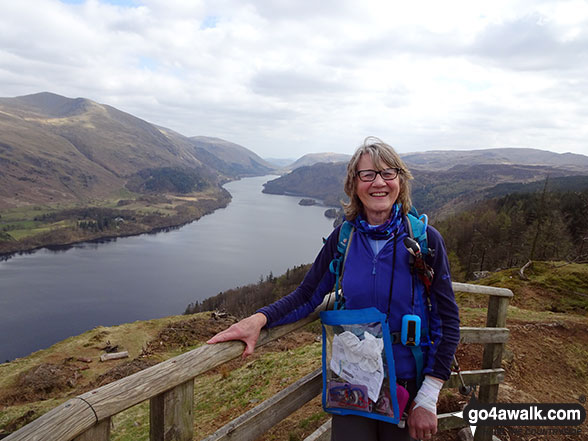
left=406, top=209, right=431, bottom=256
left=329, top=221, right=354, bottom=310
left=410, top=345, right=425, bottom=387
left=404, top=209, right=436, bottom=388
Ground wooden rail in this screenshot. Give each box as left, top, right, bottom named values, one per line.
left=5, top=283, right=512, bottom=441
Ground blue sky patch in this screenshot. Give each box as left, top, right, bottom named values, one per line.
left=138, top=56, right=157, bottom=71
left=200, top=15, right=219, bottom=30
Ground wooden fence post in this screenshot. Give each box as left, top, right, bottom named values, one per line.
left=150, top=380, right=194, bottom=441
left=475, top=295, right=509, bottom=441
left=73, top=418, right=111, bottom=441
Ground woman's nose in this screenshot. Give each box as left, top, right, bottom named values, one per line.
left=372, top=173, right=386, bottom=185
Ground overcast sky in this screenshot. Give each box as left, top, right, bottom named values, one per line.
left=1, top=0, right=587, bottom=158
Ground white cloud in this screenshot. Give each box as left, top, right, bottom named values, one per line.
left=0, top=0, right=587, bottom=158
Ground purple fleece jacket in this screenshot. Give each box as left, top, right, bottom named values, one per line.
left=257, top=220, right=460, bottom=381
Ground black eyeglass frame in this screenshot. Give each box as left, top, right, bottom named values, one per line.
left=355, top=168, right=400, bottom=182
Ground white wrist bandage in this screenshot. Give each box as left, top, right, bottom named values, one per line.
left=413, top=376, right=443, bottom=414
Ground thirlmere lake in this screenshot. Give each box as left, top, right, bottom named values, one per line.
left=0, top=176, right=334, bottom=362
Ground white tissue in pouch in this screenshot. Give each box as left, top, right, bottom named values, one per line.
left=329, top=331, right=384, bottom=402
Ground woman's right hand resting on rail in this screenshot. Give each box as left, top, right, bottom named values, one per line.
left=206, top=312, right=268, bottom=358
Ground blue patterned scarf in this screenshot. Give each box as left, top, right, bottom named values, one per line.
left=351, top=203, right=403, bottom=240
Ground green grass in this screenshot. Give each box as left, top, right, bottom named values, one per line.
left=7, top=220, right=77, bottom=240
left=107, top=342, right=323, bottom=441
left=298, top=411, right=324, bottom=429
left=467, top=262, right=588, bottom=314
left=0, top=398, right=66, bottom=433
left=0, top=205, right=73, bottom=241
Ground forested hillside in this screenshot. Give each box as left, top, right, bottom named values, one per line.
left=411, top=164, right=578, bottom=216
left=184, top=264, right=312, bottom=318
left=435, top=185, right=588, bottom=280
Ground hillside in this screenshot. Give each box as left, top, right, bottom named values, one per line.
left=402, top=148, right=588, bottom=172
left=1, top=262, right=587, bottom=440
left=0, top=92, right=204, bottom=207
left=285, top=152, right=352, bottom=171
left=435, top=185, right=588, bottom=281
left=0, top=92, right=273, bottom=209
left=411, top=163, right=584, bottom=216
left=188, top=136, right=276, bottom=177
left=0, top=92, right=272, bottom=255
left=262, top=162, right=348, bottom=207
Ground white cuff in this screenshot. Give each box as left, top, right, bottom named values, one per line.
left=413, top=376, right=443, bottom=414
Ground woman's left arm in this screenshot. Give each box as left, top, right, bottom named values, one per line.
left=409, top=226, right=460, bottom=438
left=423, top=225, right=460, bottom=380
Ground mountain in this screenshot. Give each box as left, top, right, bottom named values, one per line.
left=188, top=136, right=275, bottom=177
left=401, top=148, right=588, bottom=172
left=0, top=92, right=269, bottom=208
left=410, top=163, right=586, bottom=217
left=286, top=152, right=351, bottom=171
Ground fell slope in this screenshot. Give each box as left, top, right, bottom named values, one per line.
left=0, top=93, right=205, bottom=208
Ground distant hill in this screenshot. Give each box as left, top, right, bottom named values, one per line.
left=410, top=163, right=585, bottom=217
left=188, top=136, right=276, bottom=177
left=0, top=92, right=270, bottom=208
left=264, top=157, right=297, bottom=168
left=401, top=148, right=588, bottom=172
left=286, top=152, right=351, bottom=171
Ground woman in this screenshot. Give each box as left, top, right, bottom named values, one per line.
left=208, top=137, right=460, bottom=441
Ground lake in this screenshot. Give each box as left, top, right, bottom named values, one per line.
left=0, top=176, right=335, bottom=362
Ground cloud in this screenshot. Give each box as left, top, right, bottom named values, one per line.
left=0, top=0, right=587, bottom=157
left=250, top=70, right=348, bottom=98
left=470, top=12, right=588, bottom=72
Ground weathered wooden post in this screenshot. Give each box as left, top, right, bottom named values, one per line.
left=150, top=380, right=195, bottom=441
left=475, top=293, right=510, bottom=441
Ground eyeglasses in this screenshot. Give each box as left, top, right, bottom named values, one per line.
left=356, top=168, right=400, bottom=182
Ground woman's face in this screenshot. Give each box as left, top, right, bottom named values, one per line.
left=355, top=153, right=400, bottom=225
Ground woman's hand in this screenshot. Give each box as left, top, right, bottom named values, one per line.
left=206, top=312, right=268, bottom=358
left=408, top=375, right=443, bottom=439
left=408, top=404, right=438, bottom=440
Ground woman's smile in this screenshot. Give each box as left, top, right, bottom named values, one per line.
left=355, top=153, right=400, bottom=225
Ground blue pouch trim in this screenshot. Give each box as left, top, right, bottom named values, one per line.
left=320, top=307, right=401, bottom=424
left=320, top=307, right=386, bottom=325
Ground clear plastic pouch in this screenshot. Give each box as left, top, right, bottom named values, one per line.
left=320, top=307, right=408, bottom=424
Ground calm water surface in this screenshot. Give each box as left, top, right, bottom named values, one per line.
left=0, top=176, right=334, bottom=361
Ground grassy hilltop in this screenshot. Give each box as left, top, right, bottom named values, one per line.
left=1, top=262, right=587, bottom=440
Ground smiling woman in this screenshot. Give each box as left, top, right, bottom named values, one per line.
left=343, top=138, right=414, bottom=223
left=207, top=137, right=460, bottom=441
left=353, top=155, right=401, bottom=225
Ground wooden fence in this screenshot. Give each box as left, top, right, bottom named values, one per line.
left=4, top=282, right=512, bottom=441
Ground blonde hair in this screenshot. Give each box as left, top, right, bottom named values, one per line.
left=343, top=137, right=413, bottom=220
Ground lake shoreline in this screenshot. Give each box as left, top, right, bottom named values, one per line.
left=0, top=187, right=232, bottom=260
left=0, top=176, right=335, bottom=363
